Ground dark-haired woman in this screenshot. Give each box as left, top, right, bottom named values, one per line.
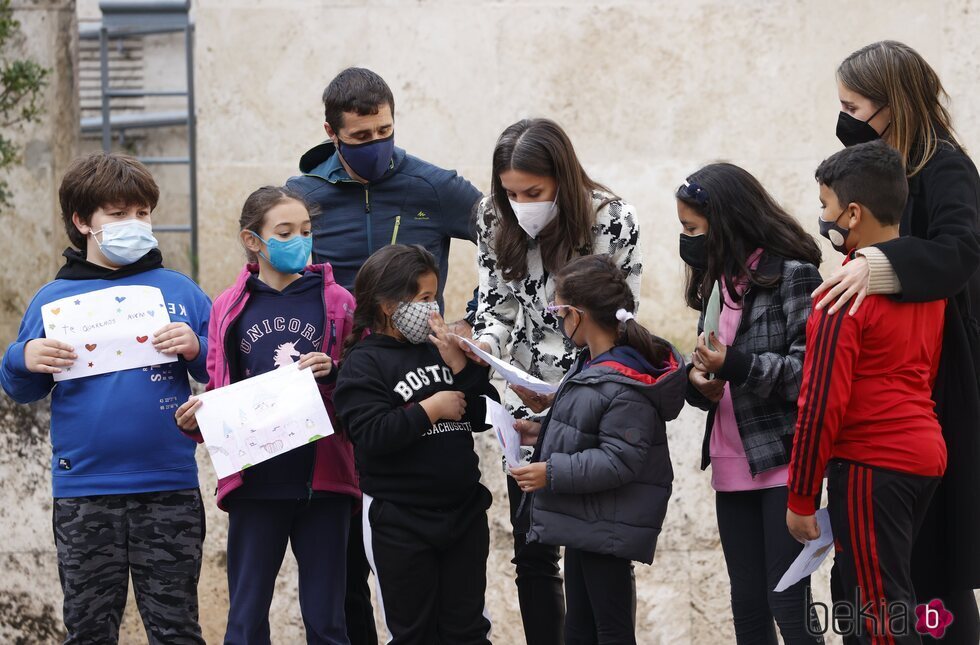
left=466, top=118, right=641, bottom=644
left=679, top=164, right=824, bottom=645
left=812, top=41, right=980, bottom=643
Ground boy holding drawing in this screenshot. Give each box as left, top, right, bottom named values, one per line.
left=787, top=142, right=947, bottom=642
left=0, top=152, right=211, bottom=643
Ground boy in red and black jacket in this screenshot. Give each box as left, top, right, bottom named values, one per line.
left=787, top=141, right=946, bottom=643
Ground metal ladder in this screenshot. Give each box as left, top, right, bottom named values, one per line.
left=79, top=0, right=198, bottom=280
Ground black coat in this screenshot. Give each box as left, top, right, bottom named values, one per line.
left=877, top=141, right=980, bottom=592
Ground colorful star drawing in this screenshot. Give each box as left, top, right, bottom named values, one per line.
left=87, top=362, right=94, bottom=368
left=116, top=350, right=123, bottom=356
left=73, top=299, right=81, bottom=305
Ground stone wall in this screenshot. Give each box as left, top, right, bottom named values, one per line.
left=2, top=0, right=980, bottom=643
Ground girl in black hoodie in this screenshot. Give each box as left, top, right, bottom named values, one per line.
left=333, top=244, right=495, bottom=645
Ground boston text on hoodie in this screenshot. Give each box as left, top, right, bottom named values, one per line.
left=0, top=249, right=211, bottom=498
left=334, top=333, right=498, bottom=509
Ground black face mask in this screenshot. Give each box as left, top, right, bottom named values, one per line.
left=679, top=233, right=708, bottom=270
left=836, top=105, right=888, bottom=147
left=818, top=208, right=851, bottom=255
left=558, top=308, right=583, bottom=347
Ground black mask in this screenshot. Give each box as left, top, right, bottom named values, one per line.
left=558, top=308, right=583, bottom=347
left=679, top=233, right=708, bottom=270
left=836, top=105, right=888, bottom=147
left=818, top=208, right=851, bottom=255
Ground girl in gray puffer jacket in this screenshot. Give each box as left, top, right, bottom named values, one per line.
left=511, top=254, right=686, bottom=645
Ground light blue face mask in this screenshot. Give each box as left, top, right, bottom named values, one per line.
left=92, top=220, right=158, bottom=265
left=249, top=231, right=312, bottom=274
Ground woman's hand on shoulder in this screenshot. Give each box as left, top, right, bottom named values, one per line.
left=812, top=255, right=869, bottom=316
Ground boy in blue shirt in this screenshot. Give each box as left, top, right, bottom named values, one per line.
left=0, top=153, right=211, bottom=644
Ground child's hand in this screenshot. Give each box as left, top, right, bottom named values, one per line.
left=298, top=352, right=333, bottom=378
left=23, top=338, right=77, bottom=374
left=510, top=384, right=554, bottom=413
left=458, top=338, right=491, bottom=367
left=693, top=331, right=726, bottom=374
left=174, top=397, right=202, bottom=432
left=428, top=312, right=467, bottom=373
left=689, top=366, right=725, bottom=402
left=420, top=390, right=466, bottom=423
left=786, top=509, right=821, bottom=543
left=510, top=462, right=547, bottom=492
left=514, top=419, right=542, bottom=446
left=153, top=322, right=201, bottom=361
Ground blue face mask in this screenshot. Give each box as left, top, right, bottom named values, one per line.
left=337, top=134, right=395, bottom=182
left=92, top=220, right=158, bottom=266
left=250, top=232, right=312, bottom=274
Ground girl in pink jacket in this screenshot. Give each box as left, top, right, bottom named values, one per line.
left=176, top=186, right=358, bottom=644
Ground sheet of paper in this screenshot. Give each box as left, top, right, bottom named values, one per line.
left=194, top=363, right=335, bottom=479
left=459, top=337, right=558, bottom=395
left=700, top=280, right=722, bottom=380
left=484, top=395, right=523, bottom=468
left=703, top=280, right=721, bottom=351
left=774, top=508, right=834, bottom=592
left=40, top=285, right=178, bottom=381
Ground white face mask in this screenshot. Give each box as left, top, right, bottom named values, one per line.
left=91, top=220, right=158, bottom=265
left=508, top=193, right=559, bottom=238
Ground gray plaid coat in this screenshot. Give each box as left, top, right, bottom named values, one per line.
left=686, top=254, right=822, bottom=476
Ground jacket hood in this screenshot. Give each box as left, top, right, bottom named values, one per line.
left=297, top=139, right=407, bottom=183
left=567, top=339, right=687, bottom=421
left=226, top=262, right=338, bottom=300
left=56, top=247, right=164, bottom=280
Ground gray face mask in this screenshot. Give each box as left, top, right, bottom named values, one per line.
left=391, top=301, right=440, bottom=344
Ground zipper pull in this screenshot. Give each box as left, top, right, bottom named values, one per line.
left=390, top=215, right=401, bottom=245
left=364, top=188, right=371, bottom=213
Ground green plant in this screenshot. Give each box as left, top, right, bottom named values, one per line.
left=0, top=0, right=50, bottom=208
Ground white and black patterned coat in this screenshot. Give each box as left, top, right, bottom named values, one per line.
left=472, top=191, right=642, bottom=418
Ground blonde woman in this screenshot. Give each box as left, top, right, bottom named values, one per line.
left=813, top=40, right=979, bottom=643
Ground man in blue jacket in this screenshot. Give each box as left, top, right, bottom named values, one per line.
left=286, top=67, right=482, bottom=645
left=286, top=67, right=481, bottom=314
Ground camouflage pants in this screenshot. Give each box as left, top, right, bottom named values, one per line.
left=53, top=488, right=206, bottom=645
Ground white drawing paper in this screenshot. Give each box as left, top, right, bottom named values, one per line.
left=40, top=285, right=178, bottom=381
left=459, top=337, right=558, bottom=395
left=774, top=508, right=834, bottom=592
left=484, top=395, right=523, bottom=468
left=194, top=363, right=334, bottom=479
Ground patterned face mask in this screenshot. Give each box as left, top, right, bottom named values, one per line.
left=391, top=301, right=440, bottom=344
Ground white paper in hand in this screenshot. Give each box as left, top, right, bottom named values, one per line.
left=484, top=395, right=523, bottom=468
left=701, top=280, right=722, bottom=380
left=459, top=337, right=558, bottom=395
left=40, top=285, right=178, bottom=381
left=195, top=363, right=334, bottom=479
left=774, top=508, right=834, bottom=592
